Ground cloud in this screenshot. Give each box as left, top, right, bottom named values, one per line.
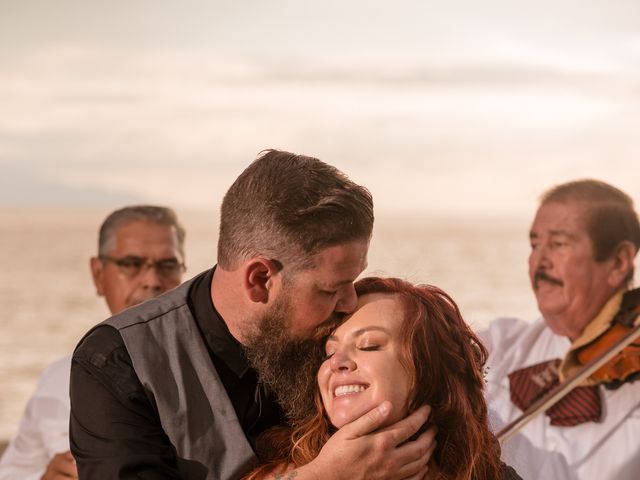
left=0, top=10, right=639, bottom=214
left=0, top=165, right=141, bottom=207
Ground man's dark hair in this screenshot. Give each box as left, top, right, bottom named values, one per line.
left=217, top=149, right=373, bottom=270
left=541, top=179, right=640, bottom=281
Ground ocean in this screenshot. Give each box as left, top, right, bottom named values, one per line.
left=0, top=207, right=544, bottom=441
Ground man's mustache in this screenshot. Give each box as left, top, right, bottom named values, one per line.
left=534, top=270, right=563, bottom=289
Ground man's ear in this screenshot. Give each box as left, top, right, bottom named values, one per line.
left=90, top=257, right=105, bottom=296
left=607, top=241, right=637, bottom=288
left=244, top=258, right=279, bottom=303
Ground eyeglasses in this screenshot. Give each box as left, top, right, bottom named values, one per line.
left=100, top=255, right=186, bottom=279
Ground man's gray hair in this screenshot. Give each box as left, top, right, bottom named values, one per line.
left=98, top=205, right=186, bottom=257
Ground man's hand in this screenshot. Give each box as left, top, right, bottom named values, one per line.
left=41, top=451, right=78, bottom=479
left=298, top=402, right=437, bottom=480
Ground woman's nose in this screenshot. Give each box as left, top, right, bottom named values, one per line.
left=330, top=350, right=357, bottom=372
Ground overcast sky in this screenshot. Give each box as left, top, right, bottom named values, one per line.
left=1, top=0, right=639, bottom=214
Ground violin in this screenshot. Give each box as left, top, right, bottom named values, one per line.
left=575, top=288, right=640, bottom=387
left=498, top=288, right=640, bottom=444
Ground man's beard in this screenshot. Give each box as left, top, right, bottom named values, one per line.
left=243, top=294, right=337, bottom=423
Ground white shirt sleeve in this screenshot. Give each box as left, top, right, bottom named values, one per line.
left=0, top=356, right=71, bottom=480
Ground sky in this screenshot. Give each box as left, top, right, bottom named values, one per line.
left=1, top=0, right=639, bottom=215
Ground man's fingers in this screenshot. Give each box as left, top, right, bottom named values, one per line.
left=401, top=464, right=429, bottom=480
left=393, top=453, right=430, bottom=480
left=44, top=451, right=78, bottom=479
left=424, top=432, right=437, bottom=461
left=379, top=404, right=432, bottom=447
left=409, top=434, right=436, bottom=480
left=391, top=431, right=437, bottom=480
left=385, top=425, right=437, bottom=478
left=340, top=400, right=393, bottom=438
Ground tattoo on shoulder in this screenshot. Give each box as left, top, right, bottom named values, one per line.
left=274, top=471, right=298, bottom=480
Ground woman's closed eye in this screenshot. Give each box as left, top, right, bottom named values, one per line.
left=358, top=344, right=381, bottom=351
left=323, top=343, right=381, bottom=359
left=356, top=333, right=389, bottom=351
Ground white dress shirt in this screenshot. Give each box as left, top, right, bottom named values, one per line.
left=0, top=356, right=71, bottom=480
left=480, top=317, right=640, bottom=480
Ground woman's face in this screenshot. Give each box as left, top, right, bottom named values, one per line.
left=317, top=292, right=412, bottom=429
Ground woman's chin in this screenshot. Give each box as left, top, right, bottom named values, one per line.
left=329, top=413, right=356, bottom=429
left=328, top=405, right=369, bottom=429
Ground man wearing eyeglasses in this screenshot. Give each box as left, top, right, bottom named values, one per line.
left=89, top=205, right=186, bottom=315
left=0, top=205, right=186, bottom=480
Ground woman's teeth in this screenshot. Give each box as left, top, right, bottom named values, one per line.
left=334, top=384, right=367, bottom=397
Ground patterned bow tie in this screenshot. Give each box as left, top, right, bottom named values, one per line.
left=508, top=358, right=601, bottom=426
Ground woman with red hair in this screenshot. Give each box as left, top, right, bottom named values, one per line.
left=246, top=277, right=520, bottom=479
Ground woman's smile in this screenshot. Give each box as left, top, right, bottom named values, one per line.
left=333, top=383, right=369, bottom=397
left=317, top=292, right=411, bottom=429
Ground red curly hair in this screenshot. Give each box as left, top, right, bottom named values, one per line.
left=246, top=277, right=502, bottom=479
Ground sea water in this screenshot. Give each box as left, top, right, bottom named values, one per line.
left=0, top=207, right=543, bottom=441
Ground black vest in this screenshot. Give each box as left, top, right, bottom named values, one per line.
left=104, top=279, right=257, bottom=480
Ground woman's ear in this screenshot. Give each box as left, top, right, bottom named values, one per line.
left=244, top=258, right=278, bottom=303
left=607, top=241, right=637, bottom=288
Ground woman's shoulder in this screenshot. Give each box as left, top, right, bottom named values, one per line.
left=501, top=462, right=523, bottom=480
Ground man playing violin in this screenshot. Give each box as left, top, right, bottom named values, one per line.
left=480, top=179, right=640, bottom=480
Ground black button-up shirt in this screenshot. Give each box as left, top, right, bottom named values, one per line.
left=70, top=269, right=284, bottom=478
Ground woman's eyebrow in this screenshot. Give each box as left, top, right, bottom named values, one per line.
left=352, top=326, right=391, bottom=336
left=326, top=325, right=391, bottom=342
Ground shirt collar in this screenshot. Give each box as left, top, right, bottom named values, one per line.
left=188, top=267, right=250, bottom=378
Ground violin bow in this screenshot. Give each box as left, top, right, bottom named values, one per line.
left=497, top=316, right=640, bottom=444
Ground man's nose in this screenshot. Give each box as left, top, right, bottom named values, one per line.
left=138, top=263, right=163, bottom=291
left=539, top=243, right=553, bottom=264
left=529, top=243, right=552, bottom=273
left=334, top=285, right=358, bottom=314
left=330, top=350, right=357, bottom=372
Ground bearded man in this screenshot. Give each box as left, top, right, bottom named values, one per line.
left=70, top=150, right=435, bottom=480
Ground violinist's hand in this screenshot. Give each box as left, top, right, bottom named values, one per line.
left=293, top=402, right=436, bottom=480
left=41, top=451, right=78, bottom=479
